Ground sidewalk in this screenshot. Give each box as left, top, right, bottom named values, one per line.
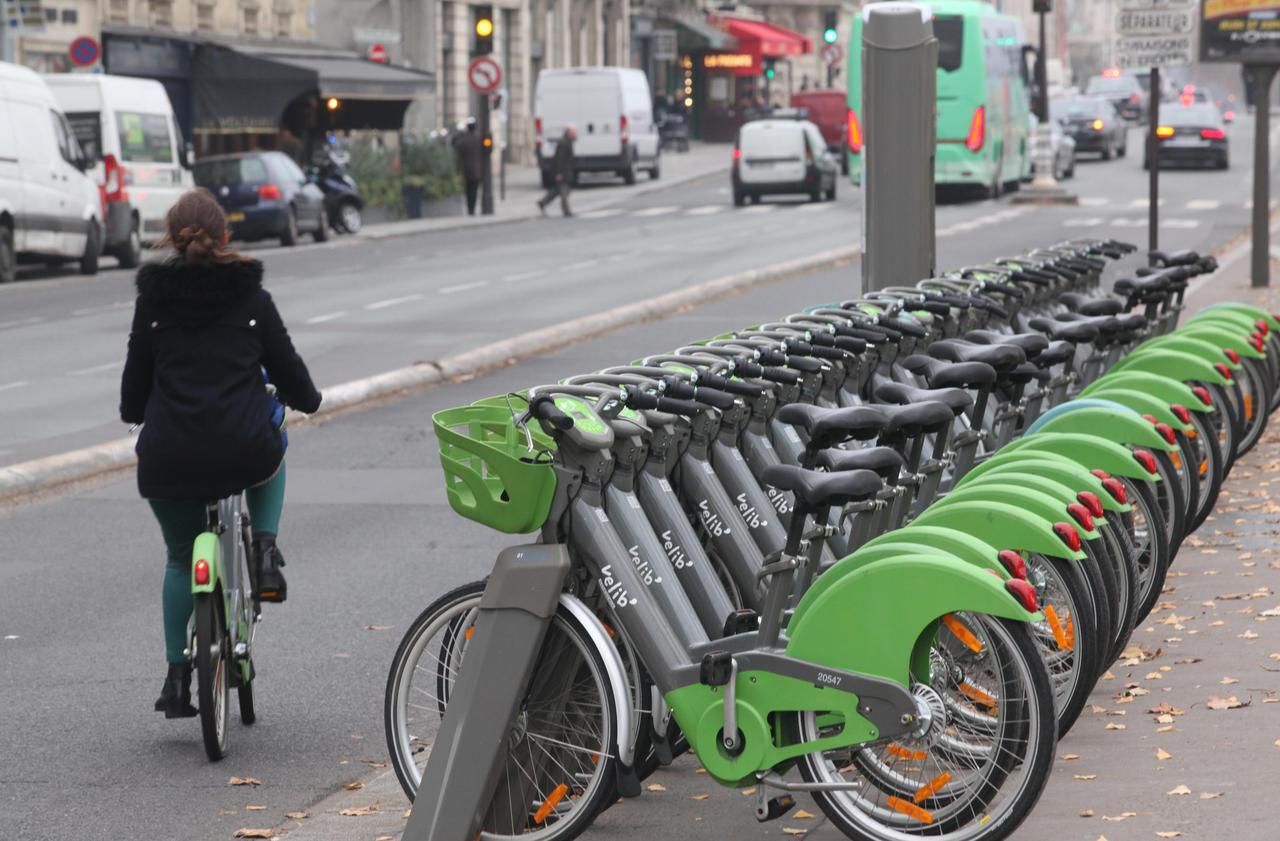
left=357, top=141, right=730, bottom=241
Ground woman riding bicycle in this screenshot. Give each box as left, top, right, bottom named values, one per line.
left=120, top=188, right=322, bottom=719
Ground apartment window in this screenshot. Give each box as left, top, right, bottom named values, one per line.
left=60, top=8, right=78, bottom=23
left=196, top=3, right=214, bottom=30
left=150, top=0, right=173, bottom=27
left=276, top=11, right=292, bottom=36
left=44, top=7, right=57, bottom=22
left=108, top=0, right=129, bottom=23
left=243, top=7, right=259, bottom=35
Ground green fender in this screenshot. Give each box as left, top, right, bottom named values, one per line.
left=1192, top=303, right=1279, bottom=332
left=1106, top=347, right=1231, bottom=386
left=192, top=531, right=220, bottom=595
left=1073, top=386, right=1191, bottom=432
left=1177, top=323, right=1267, bottom=360
left=1028, top=406, right=1175, bottom=452
left=999, top=433, right=1162, bottom=483
left=861, top=525, right=1003, bottom=573
left=673, top=554, right=1036, bottom=784
left=947, top=474, right=1108, bottom=530
left=1188, top=309, right=1259, bottom=333
left=1081, top=370, right=1211, bottom=415
left=961, top=454, right=1129, bottom=513
left=1142, top=333, right=1247, bottom=369
left=912, top=499, right=1087, bottom=561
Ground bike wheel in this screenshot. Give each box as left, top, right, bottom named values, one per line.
left=1027, top=554, right=1098, bottom=736
left=195, top=590, right=230, bottom=761
left=798, top=615, right=1057, bottom=841
left=1185, top=411, right=1226, bottom=534
left=384, top=581, right=618, bottom=841
left=1233, top=357, right=1272, bottom=456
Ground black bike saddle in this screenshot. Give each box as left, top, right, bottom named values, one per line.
left=874, top=382, right=972, bottom=416
left=901, top=355, right=998, bottom=390
left=1055, top=312, right=1122, bottom=335
left=773, top=404, right=888, bottom=449
left=1035, top=340, right=1077, bottom=368
left=965, top=330, right=1050, bottom=359
left=878, top=402, right=956, bottom=440
left=1028, top=317, right=1099, bottom=344
left=1058, top=292, right=1125, bottom=317
left=928, top=340, right=1026, bottom=373
left=816, top=446, right=905, bottom=484
left=761, top=464, right=884, bottom=508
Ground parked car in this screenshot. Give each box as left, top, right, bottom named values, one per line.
left=0, top=61, right=103, bottom=284
left=732, top=119, right=838, bottom=206
left=1144, top=102, right=1229, bottom=170
left=44, top=73, right=193, bottom=269
left=1051, top=95, right=1128, bottom=159
left=534, top=67, right=660, bottom=186
left=193, top=151, right=328, bottom=247
left=1085, top=72, right=1146, bottom=122
left=789, top=89, right=849, bottom=174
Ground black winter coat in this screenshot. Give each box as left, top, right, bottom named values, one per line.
left=120, top=258, right=322, bottom=500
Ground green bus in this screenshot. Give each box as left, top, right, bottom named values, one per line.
left=845, top=0, right=1032, bottom=197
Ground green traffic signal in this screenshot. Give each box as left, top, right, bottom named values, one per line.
left=823, top=27, right=838, bottom=44
left=764, top=66, right=776, bottom=80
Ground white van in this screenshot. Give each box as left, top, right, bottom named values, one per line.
left=44, top=73, right=192, bottom=268
left=534, top=67, right=660, bottom=186
left=731, top=119, right=838, bottom=206
left=0, top=61, right=103, bottom=284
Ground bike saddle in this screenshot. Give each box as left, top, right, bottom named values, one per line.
left=1149, top=248, right=1200, bottom=267
left=1028, top=317, right=1099, bottom=343
left=928, top=340, right=1026, bottom=373
left=874, top=381, right=972, bottom=417
left=760, top=464, right=884, bottom=508
left=877, top=401, right=956, bottom=439
left=1006, top=361, right=1053, bottom=384
left=774, top=404, right=888, bottom=448
left=1054, top=312, right=1122, bottom=335
left=1058, top=292, right=1125, bottom=316
left=901, top=355, right=998, bottom=390
left=815, top=446, right=905, bottom=483
left=1035, top=340, right=1077, bottom=368
left=964, top=330, right=1050, bottom=359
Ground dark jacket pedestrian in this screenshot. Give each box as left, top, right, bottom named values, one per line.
left=455, top=124, right=486, bottom=215
left=538, top=126, right=577, bottom=217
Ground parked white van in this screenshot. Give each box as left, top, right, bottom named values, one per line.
left=0, top=61, right=103, bottom=284
left=534, top=67, right=660, bottom=187
left=731, top=118, right=838, bottom=206
left=44, top=73, right=192, bottom=268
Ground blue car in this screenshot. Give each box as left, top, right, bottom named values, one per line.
left=194, top=151, right=328, bottom=247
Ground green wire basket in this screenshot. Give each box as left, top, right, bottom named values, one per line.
left=433, top=404, right=558, bottom=534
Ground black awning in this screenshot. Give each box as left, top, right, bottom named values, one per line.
left=257, top=53, right=435, bottom=101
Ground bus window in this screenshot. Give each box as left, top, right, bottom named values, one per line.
left=936, top=15, right=964, bottom=73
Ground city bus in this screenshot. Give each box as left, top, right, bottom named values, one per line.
left=845, top=0, right=1033, bottom=197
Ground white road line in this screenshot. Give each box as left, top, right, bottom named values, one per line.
left=576, top=209, right=623, bottom=219
left=0, top=380, right=29, bottom=394
left=0, top=316, right=45, bottom=330
left=365, top=293, right=424, bottom=310
left=685, top=205, right=725, bottom=216
left=305, top=311, right=347, bottom=324
left=1062, top=218, right=1105, bottom=227
left=71, top=301, right=131, bottom=317
left=1185, top=199, right=1220, bottom=210
left=1078, top=197, right=1110, bottom=207
left=67, top=361, right=123, bottom=377
left=502, top=269, right=546, bottom=282
left=1129, top=198, right=1165, bottom=208
left=795, top=202, right=830, bottom=212
left=1161, top=218, right=1201, bottom=229
left=632, top=206, right=679, bottom=217
left=1111, top=217, right=1148, bottom=227
left=439, top=281, right=489, bottom=295
left=563, top=259, right=600, bottom=271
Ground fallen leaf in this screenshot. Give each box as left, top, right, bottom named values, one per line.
left=1080, top=808, right=1095, bottom=817
left=793, top=809, right=816, bottom=819
left=233, top=831, right=273, bottom=840
left=229, top=777, right=262, bottom=787
left=360, top=759, right=388, bottom=769
left=740, top=787, right=756, bottom=796
left=1158, top=725, right=1176, bottom=733
left=1167, top=784, right=1192, bottom=796
left=1102, top=811, right=1138, bottom=821
left=1156, top=714, right=1175, bottom=724
left=343, top=782, right=365, bottom=791
left=375, top=836, right=397, bottom=841
left=245, top=805, right=267, bottom=811
left=1062, top=753, right=1082, bottom=760
left=1176, top=657, right=1203, bottom=664
left=1239, top=630, right=1259, bottom=639
left=1156, top=748, right=1172, bottom=761
left=782, top=830, right=807, bottom=837
left=1074, top=774, right=1098, bottom=780
left=1262, top=607, right=1280, bottom=618
left=1156, top=833, right=1183, bottom=838
left=366, top=625, right=393, bottom=631
left=1145, top=671, right=1164, bottom=680
left=1089, top=704, right=1108, bottom=714
left=339, top=802, right=380, bottom=817
left=646, top=783, right=667, bottom=792
left=1148, top=703, right=1185, bottom=716
left=1200, top=792, right=1223, bottom=800
left=1105, top=723, right=1127, bottom=730
left=1220, top=677, right=1240, bottom=685
left=285, top=811, right=308, bottom=820
left=691, top=794, right=710, bottom=801
left=1207, top=695, right=1249, bottom=710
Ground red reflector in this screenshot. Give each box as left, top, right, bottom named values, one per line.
left=1090, top=468, right=1110, bottom=480
left=1005, top=578, right=1039, bottom=612
left=1224, top=348, right=1240, bottom=364
left=1134, top=449, right=1158, bottom=475
left=1141, top=413, right=1158, bottom=424
left=258, top=183, right=283, bottom=201
left=194, top=559, right=210, bottom=586
left=1066, top=502, right=1095, bottom=533
left=1256, top=318, right=1269, bottom=336
left=1077, top=491, right=1104, bottom=518
left=1154, top=422, right=1177, bottom=445
left=1191, top=385, right=1213, bottom=406
left=1171, top=403, right=1191, bottom=425
left=997, top=550, right=1029, bottom=580
left=1053, top=522, right=1082, bottom=551
left=1214, top=362, right=1233, bottom=380
left=1102, top=477, right=1128, bottom=504
left=1252, top=336, right=1266, bottom=352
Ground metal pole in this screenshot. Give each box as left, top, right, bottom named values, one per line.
left=480, top=95, right=494, bottom=215
left=1249, top=64, right=1277, bottom=288
left=1037, top=10, right=1048, bottom=122
left=1148, top=66, right=1160, bottom=262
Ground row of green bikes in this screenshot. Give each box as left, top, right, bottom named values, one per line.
left=386, top=238, right=1278, bottom=841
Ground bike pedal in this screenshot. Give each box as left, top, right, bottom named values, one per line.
left=699, top=650, right=733, bottom=687
left=721, top=608, right=760, bottom=637
left=755, top=794, right=797, bottom=822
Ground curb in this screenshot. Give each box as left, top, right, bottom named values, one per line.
left=0, top=244, right=858, bottom=507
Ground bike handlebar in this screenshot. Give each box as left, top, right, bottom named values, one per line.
left=529, top=393, right=574, bottom=431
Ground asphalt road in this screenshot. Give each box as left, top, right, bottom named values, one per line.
left=1, top=116, right=1278, bottom=841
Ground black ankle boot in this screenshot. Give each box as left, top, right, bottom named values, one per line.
left=154, top=663, right=198, bottom=718
left=253, top=535, right=287, bottom=603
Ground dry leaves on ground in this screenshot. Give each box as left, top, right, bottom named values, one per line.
left=793, top=810, right=816, bottom=819
left=1105, top=723, right=1127, bottom=730
left=1074, top=774, right=1098, bottom=781
left=1080, top=808, right=1095, bottom=817
left=1200, top=792, right=1223, bottom=800
left=1102, top=811, right=1137, bottom=821
left=228, top=777, right=262, bottom=787
left=1156, top=748, right=1172, bottom=761
left=646, top=783, right=667, bottom=792
left=233, top=831, right=273, bottom=840
left=1220, top=677, right=1240, bottom=685
left=244, top=806, right=266, bottom=812
left=1207, top=695, right=1250, bottom=710
left=1062, top=753, right=1082, bottom=760
left=1148, top=703, right=1185, bottom=717
left=691, top=794, right=710, bottom=801
left=339, top=802, right=380, bottom=817
left=285, top=811, right=308, bottom=820
left=1167, top=784, right=1192, bottom=796
left=1156, top=833, right=1183, bottom=838
left=781, top=829, right=807, bottom=837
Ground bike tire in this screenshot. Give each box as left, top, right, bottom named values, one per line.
left=1185, top=411, right=1225, bottom=534
left=1122, top=476, right=1172, bottom=623
left=195, top=590, right=230, bottom=761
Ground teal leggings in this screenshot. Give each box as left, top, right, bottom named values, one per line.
left=149, top=463, right=287, bottom=664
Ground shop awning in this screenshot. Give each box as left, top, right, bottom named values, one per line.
left=665, top=14, right=735, bottom=51
left=238, top=48, right=436, bottom=101
left=713, top=16, right=812, bottom=58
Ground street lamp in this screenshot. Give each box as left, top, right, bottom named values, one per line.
left=1013, top=0, right=1077, bottom=205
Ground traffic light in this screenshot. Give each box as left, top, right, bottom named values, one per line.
left=823, top=11, right=838, bottom=45
left=764, top=59, right=776, bottom=81
left=1032, top=0, right=1052, bottom=12
left=473, top=6, right=494, bottom=55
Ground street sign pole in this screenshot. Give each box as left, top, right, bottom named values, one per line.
left=1249, top=64, right=1277, bottom=288
left=467, top=55, right=502, bottom=217
left=1013, top=2, right=1077, bottom=205
left=479, top=95, right=494, bottom=216
left=1148, top=66, right=1160, bottom=263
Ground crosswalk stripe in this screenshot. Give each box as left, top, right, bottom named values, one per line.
left=1185, top=199, right=1221, bottom=210
left=633, top=205, right=679, bottom=217
left=1063, top=218, right=1104, bottom=227
left=577, top=209, right=623, bottom=219
left=1129, top=198, right=1165, bottom=208
left=1161, top=219, right=1201, bottom=229
left=685, top=205, right=724, bottom=216
left=1078, top=197, right=1110, bottom=207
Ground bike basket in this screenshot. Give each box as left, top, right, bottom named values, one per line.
left=433, top=405, right=557, bottom=534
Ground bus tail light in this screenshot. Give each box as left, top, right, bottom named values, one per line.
left=847, top=109, right=863, bottom=153
left=965, top=106, right=985, bottom=152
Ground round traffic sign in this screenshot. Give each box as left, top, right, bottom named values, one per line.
left=69, top=36, right=100, bottom=68
left=821, top=43, right=843, bottom=66
left=468, top=56, right=503, bottom=95
left=367, top=43, right=388, bottom=64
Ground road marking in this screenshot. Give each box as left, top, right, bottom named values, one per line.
left=1161, top=218, right=1201, bottom=229
left=743, top=204, right=777, bottom=214
left=1063, top=218, right=1105, bottom=227
left=1130, top=198, right=1165, bottom=208
left=577, top=209, right=623, bottom=219
left=1185, top=199, right=1220, bottom=210
left=305, top=311, right=347, bottom=324
left=0, top=380, right=29, bottom=394
left=795, top=202, right=830, bottom=212
left=71, top=301, right=131, bottom=317
left=67, top=361, right=123, bottom=377
left=564, top=259, right=600, bottom=271
left=440, top=281, right=489, bottom=295
left=633, top=206, right=679, bottom=217
left=502, top=269, right=546, bottom=282
left=1078, top=197, right=1110, bottom=207
left=685, top=205, right=724, bottom=216
left=0, top=316, right=45, bottom=330
left=365, top=293, right=424, bottom=310
left=1111, top=217, right=1148, bottom=227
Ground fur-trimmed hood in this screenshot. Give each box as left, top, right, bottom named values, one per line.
left=135, top=258, right=264, bottom=325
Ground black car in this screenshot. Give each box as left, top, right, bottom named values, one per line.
left=1085, top=73, right=1147, bottom=122
left=1144, top=103, right=1229, bottom=170
left=193, top=151, right=328, bottom=247
left=1051, top=96, right=1128, bottom=160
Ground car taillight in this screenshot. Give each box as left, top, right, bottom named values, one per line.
left=1053, top=522, right=1082, bottom=552
left=258, top=183, right=283, bottom=201
left=1201, top=127, right=1226, bottom=140
left=1133, top=449, right=1158, bottom=475
left=1191, top=385, right=1213, bottom=406
left=998, top=550, right=1029, bottom=580
left=1066, top=502, right=1095, bottom=533
left=1171, top=404, right=1191, bottom=425
left=1005, top=578, right=1039, bottom=612
left=1129, top=92, right=1141, bottom=103
left=1156, top=125, right=1175, bottom=139
left=103, top=154, right=129, bottom=203
left=847, top=108, right=862, bottom=153
left=965, top=105, right=985, bottom=152
left=732, top=147, right=741, bottom=161
left=620, top=114, right=629, bottom=144
left=1092, top=118, right=1105, bottom=131
left=535, top=117, right=543, bottom=146
left=1101, top=477, right=1128, bottom=504
left=1077, top=491, right=1104, bottom=518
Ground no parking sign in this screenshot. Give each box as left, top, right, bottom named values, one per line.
left=68, top=36, right=100, bottom=68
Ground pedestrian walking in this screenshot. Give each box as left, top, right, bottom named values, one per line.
left=537, top=125, right=576, bottom=218
left=454, top=121, right=486, bottom=216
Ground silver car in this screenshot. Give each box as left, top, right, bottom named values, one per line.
left=1027, top=114, right=1077, bottom=180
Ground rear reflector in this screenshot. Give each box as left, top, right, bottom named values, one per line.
left=1224, top=348, right=1240, bottom=364
left=1005, top=578, right=1039, bottom=612
left=997, top=550, right=1028, bottom=580
left=1053, top=522, right=1082, bottom=551
left=1134, top=449, right=1158, bottom=475
left=1191, top=385, right=1213, bottom=406
left=1214, top=362, right=1233, bottom=380
left=1066, top=502, right=1095, bottom=533
left=1102, top=477, right=1128, bottom=504
left=1091, top=468, right=1110, bottom=480
left=1155, top=422, right=1177, bottom=445
left=194, top=559, right=210, bottom=586
left=1170, top=404, right=1191, bottom=425
left=1077, top=491, right=1104, bottom=518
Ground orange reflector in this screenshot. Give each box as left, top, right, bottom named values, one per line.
left=886, top=743, right=928, bottom=762
left=1245, top=393, right=1255, bottom=421
left=601, top=622, right=616, bottom=638
left=942, top=614, right=983, bottom=653
left=533, top=783, right=570, bottom=824
left=464, top=625, right=474, bottom=641
left=1170, top=449, right=1183, bottom=470
left=914, top=772, right=953, bottom=804
left=1044, top=605, right=1074, bottom=652
left=887, top=796, right=935, bottom=824
left=1064, top=614, right=1076, bottom=650
left=1200, top=459, right=1209, bottom=477
left=959, top=682, right=998, bottom=713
